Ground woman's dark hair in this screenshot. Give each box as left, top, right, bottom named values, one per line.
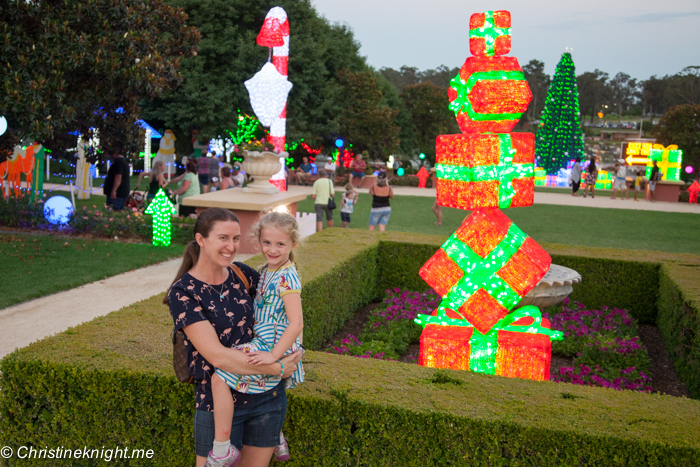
left=186, top=158, right=198, bottom=174
left=221, top=166, right=231, bottom=178
left=575, top=156, right=581, bottom=163
left=163, top=208, right=240, bottom=304
left=588, top=158, right=596, bottom=173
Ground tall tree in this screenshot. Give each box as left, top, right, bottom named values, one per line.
left=666, top=66, right=700, bottom=106
left=609, top=72, right=638, bottom=122
left=399, top=82, right=459, bottom=163
left=535, top=53, right=585, bottom=175
left=143, top=0, right=367, bottom=154
left=522, top=59, right=551, bottom=121
left=0, top=0, right=199, bottom=160
left=577, top=69, right=610, bottom=122
left=335, top=70, right=400, bottom=160
left=642, top=75, right=669, bottom=116
left=652, top=104, right=700, bottom=180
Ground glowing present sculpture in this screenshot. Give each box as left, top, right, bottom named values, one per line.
left=534, top=167, right=545, bottom=186
left=448, top=56, right=531, bottom=134
left=436, top=133, right=534, bottom=209
left=144, top=188, right=177, bottom=247
left=419, top=210, right=551, bottom=335
left=418, top=306, right=563, bottom=380
left=688, top=180, right=700, bottom=204
left=469, top=11, right=511, bottom=57
left=594, top=170, right=612, bottom=190
left=646, top=144, right=682, bottom=181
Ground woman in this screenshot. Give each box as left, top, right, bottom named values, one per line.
left=570, top=156, right=582, bottom=197
left=219, top=167, right=235, bottom=190
left=169, top=159, right=200, bottom=218
left=136, top=161, right=167, bottom=203
left=583, top=155, right=598, bottom=198
left=368, top=172, right=393, bottom=232
left=166, top=208, right=302, bottom=467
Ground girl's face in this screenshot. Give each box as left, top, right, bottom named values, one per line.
left=260, top=225, right=296, bottom=270
left=195, top=220, right=240, bottom=270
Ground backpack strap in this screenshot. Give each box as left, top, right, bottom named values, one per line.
left=230, top=263, right=250, bottom=293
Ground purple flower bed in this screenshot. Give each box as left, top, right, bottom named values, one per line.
left=544, top=298, right=652, bottom=392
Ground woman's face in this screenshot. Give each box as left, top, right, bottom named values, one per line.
left=195, top=220, right=240, bottom=269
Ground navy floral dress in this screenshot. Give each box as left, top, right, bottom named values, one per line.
left=168, top=262, right=260, bottom=412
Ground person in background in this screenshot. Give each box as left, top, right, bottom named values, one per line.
left=323, top=157, right=336, bottom=181
left=570, top=156, right=582, bottom=197
left=633, top=169, right=643, bottom=202
left=230, top=164, right=245, bottom=188
left=209, top=152, right=221, bottom=185
left=610, top=159, right=629, bottom=200
left=649, top=159, right=661, bottom=203
left=136, top=160, right=167, bottom=204
left=368, top=172, right=393, bottom=232
left=340, top=183, right=358, bottom=228
left=349, top=153, right=367, bottom=186
left=219, top=167, right=235, bottom=190
left=104, top=152, right=131, bottom=211
left=430, top=167, right=442, bottom=225
left=209, top=176, right=220, bottom=192
left=311, top=169, right=334, bottom=232
left=296, top=156, right=314, bottom=186
left=582, top=156, right=598, bottom=199
left=198, top=153, right=211, bottom=193
left=169, top=158, right=200, bottom=218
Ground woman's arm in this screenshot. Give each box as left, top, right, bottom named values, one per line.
left=169, top=173, right=185, bottom=184
left=136, top=171, right=147, bottom=190
left=389, top=187, right=394, bottom=198
left=171, top=179, right=190, bottom=196
left=182, top=320, right=299, bottom=377
left=247, top=293, right=303, bottom=365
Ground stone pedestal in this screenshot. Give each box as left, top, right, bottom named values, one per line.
left=516, top=264, right=581, bottom=310
left=182, top=187, right=308, bottom=254
left=645, top=180, right=683, bottom=203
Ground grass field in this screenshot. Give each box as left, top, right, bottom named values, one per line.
left=0, top=233, right=182, bottom=309
left=297, top=195, right=700, bottom=255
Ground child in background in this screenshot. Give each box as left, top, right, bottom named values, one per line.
left=208, top=212, right=305, bottom=466
left=340, top=183, right=359, bottom=228
left=634, top=170, right=643, bottom=201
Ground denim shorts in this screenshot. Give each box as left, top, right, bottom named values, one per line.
left=194, top=381, right=286, bottom=456
left=106, top=196, right=126, bottom=211
left=341, top=211, right=351, bottom=222
left=198, top=173, right=210, bottom=186
left=351, top=171, right=365, bottom=178
left=314, top=203, right=333, bottom=222
left=369, top=207, right=391, bottom=226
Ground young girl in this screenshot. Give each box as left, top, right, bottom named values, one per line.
left=207, top=212, right=304, bottom=467
left=340, top=183, right=358, bottom=228
left=634, top=169, right=643, bottom=201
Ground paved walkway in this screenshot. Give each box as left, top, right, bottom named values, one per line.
left=0, top=254, right=253, bottom=358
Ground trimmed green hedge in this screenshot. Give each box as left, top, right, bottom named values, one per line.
left=2, top=229, right=700, bottom=466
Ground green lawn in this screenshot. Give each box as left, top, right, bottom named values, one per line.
left=298, top=195, right=700, bottom=255
left=0, top=233, right=183, bottom=309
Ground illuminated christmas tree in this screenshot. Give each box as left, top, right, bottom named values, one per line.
left=534, top=52, right=584, bottom=175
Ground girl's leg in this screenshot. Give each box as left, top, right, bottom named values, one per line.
left=212, top=374, right=234, bottom=443
left=237, top=446, right=276, bottom=467
left=378, top=223, right=386, bottom=232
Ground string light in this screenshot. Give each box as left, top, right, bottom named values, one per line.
left=646, top=144, right=683, bottom=181
left=144, top=188, right=176, bottom=246
left=469, top=11, right=511, bottom=57
left=535, top=52, right=585, bottom=175
left=435, top=133, right=535, bottom=209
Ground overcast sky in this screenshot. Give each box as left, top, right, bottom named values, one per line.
left=310, top=0, right=700, bottom=81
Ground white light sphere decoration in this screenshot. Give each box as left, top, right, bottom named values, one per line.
left=44, top=196, right=74, bottom=225
left=0, top=116, right=7, bottom=136
left=245, top=62, right=292, bottom=127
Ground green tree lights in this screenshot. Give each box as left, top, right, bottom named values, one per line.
left=535, top=52, right=585, bottom=175
left=144, top=189, right=177, bottom=247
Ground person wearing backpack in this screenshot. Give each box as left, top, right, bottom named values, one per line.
left=165, top=208, right=302, bottom=467
left=311, top=168, right=335, bottom=232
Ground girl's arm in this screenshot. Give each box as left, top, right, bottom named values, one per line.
left=157, top=173, right=166, bottom=188
left=182, top=320, right=300, bottom=377
left=247, top=292, right=303, bottom=365
left=136, top=171, right=147, bottom=190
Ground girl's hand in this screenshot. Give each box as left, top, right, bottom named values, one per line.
left=246, top=351, right=277, bottom=366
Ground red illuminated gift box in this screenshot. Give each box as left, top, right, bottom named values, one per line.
left=448, top=56, right=531, bottom=134
left=417, top=307, right=562, bottom=380
left=419, top=209, right=551, bottom=335
left=469, top=10, right=511, bottom=57
left=436, top=132, right=535, bottom=210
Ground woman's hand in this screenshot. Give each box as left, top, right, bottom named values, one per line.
left=280, top=350, right=302, bottom=378
left=246, top=350, right=276, bottom=366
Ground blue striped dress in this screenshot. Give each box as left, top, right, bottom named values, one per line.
left=215, top=263, right=304, bottom=393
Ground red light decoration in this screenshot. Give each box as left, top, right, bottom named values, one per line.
left=256, top=17, right=287, bottom=47
left=416, top=166, right=430, bottom=188
left=469, top=11, right=511, bottom=57
left=449, top=56, right=532, bottom=134
left=300, top=142, right=322, bottom=155
left=688, top=180, right=700, bottom=204
left=436, top=133, right=535, bottom=209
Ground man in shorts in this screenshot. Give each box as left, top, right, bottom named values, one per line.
left=311, top=169, right=334, bottom=232
left=649, top=160, right=661, bottom=203
left=611, top=159, right=628, bottom=200
left=296, top=156, right=315, bottom=186
left=349, top=154, right=367, bottom=186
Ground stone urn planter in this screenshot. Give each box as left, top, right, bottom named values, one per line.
left=241, top=150, right=283, bottom=194
left=516, top=264, right=582, bottom=310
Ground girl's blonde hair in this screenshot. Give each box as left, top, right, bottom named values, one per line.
left=344, top=183, right=355, bottom=192
left=150, top=161, right=165, bottom=183
left=251, top=211, right=300, bottom=263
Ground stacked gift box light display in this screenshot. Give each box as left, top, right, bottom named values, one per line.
left=415, top=11, right=563, bottom=381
